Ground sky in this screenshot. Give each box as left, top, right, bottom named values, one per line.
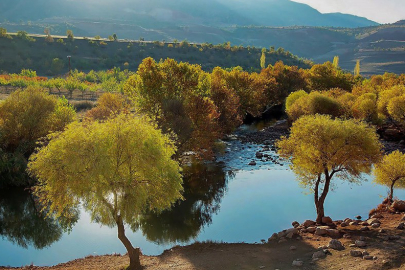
left=292, top=0, right=405, bottom=24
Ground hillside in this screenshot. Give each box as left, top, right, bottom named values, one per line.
left=0, top=0, right=376, bottom=28
left=0, top=34, right=311, bottom=75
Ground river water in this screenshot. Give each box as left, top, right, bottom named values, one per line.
left=0, top=125, right=404, bottom=267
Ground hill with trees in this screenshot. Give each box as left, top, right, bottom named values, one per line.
left=0, top=0, right=376, bottom=28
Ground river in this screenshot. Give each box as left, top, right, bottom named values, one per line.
left=0, top=124, right=403, bottom=267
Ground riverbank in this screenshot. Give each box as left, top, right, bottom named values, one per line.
left=2, top=211, right=405, bottom=270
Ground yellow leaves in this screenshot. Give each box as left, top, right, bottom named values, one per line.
left=387, top=95, right=405, bottom=123
left=0, top=86, right=76, bottom=152
left=85, top=92, right=131, bottom=121
left=276, top=115, right=382, bottom=186
left=28, top=114, right=183, bottom=227
left=374, top=151, right=405, bottom=199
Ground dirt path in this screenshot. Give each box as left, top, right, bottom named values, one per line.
left=2, top=212, right=405, bottom=270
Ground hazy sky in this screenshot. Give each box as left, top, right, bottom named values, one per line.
left=292, top=0, right=405, bottom=23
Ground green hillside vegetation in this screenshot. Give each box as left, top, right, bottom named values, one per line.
left=0, top=29, right=311, bottom=75
left=2, top=21, right=405, bottom=75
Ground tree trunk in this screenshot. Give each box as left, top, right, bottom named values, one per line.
left=116, top=216, right=142, bottom=270
left=389, top=179, right=397, bottom=202
left=316, top=201, right=325, bottom=224
left=315, top=171, right=332, bottom=224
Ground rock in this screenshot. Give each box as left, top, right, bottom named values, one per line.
left=344, top=218, right=353, bottom=224
left=392, top=200, right=405, bottom=212
left=328, top=239, right=344, bottom=250
left=302, top=220, right=316, bottom=227
left=326, top=229, right=341, bottom=239
left=340, top=222, right=347, bottom=227
left=371, top=213, right=384, bottom=219
left=248, top=161, right=257, bottom=166
left=290, top=246, right=297, bottom=250
left=322, top=216, right=333, bottom=224
left=278, top=238, right=287, bottom=243
left=307, top=227, right=316, bottom=233
left=255, top=152, right=263, bottom=158
left=349, top=244, right=356, bottom=247
left=312, top=250, right=326, bottom=259
left=349, top=221, right=359, bottom=226
left=372, top=223, right=380, bottom=228
left=359, top=236, right=366, bottom=241
left=356, top=215, right=362, bottom=220
left=292, top=221, right=300, bottom=228
left=373, top=256, right=378, bottom=260
left=362, top=251, right=369, bottom=256
left=385, top=235, right=400, bottom=241
left=292, top=260, right=303, bottom=267
left=360, top=226, right=370, bottom=231
left=315, top=227, right=329, bottom=236
left=343, top=234, right=351, bottom=239
left=362, top=222, right=369, bottom=226
left=367, top=218, right=381, bottom=225
left=300, top=229, right=307, bottom=233
left=401, top=215, right=405, bottom=221
left=397, top=223, right=405, bottom=230
left=350, top=250, right=363, bottom=257
left=363, top=255, right=373, bottom=260
left=379, top=229, right=386, bottom=233
left=268, top=233, right=278, bottom=241
left=355, top=240, right=367, bottom=247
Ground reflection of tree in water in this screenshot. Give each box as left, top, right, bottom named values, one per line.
left=0, top=187, right=75, bottom=249
left=138, top=162, right=233, bottom=245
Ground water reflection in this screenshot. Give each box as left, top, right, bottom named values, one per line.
left=138, top=162, right=232, bottom=244
left=0, top=188, right=70, bottom=249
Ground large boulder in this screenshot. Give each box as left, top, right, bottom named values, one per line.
left=328, top=239, right=344, bottom=250
left=367, top=218, right=381, bottom=225
left=302, top=220, right=316, bottom=227
left=315, top=226, right=329, bottom=236
left=392, top=200, right=405, bottom=212
left=326, top=229, right=341, bottom=239
left=322, top=216, right=333, bottom=224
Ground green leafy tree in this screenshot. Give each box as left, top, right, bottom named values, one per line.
left=374, top=151, right=405, bottom=202
left=94, top=35, right=101, bottom=40
left=51, top=58, right=64, bottom=75
left=0, top=87, right=72, bottom=152
left=0, top=27, right=7, bottom=38
left=276, top=115, right=382, bottom=223
left=66, top=30, right=74, bottom=41
left=28, top=114, right=183, bottom=270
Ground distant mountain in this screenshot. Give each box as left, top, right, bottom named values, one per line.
left=0, top=0, right=377, bottom=28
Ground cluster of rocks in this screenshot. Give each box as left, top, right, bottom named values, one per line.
left=248, top=145, right=284, bottom=166
left=239, top=120, right=289, bottom=145
left=268, top=214, right=396, bottom=267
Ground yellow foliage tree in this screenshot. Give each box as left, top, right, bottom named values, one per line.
left=0, top=87, right=76, bottom=153
left=28, top=114, right=183, bottom=270
left=85, top=92, right=131, bottom=121
left=276, top=115, right=382, bottom=223
left=374, top=151, right=405, bottom=201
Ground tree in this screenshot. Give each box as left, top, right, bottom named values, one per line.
left=333, top=56, right=339, bottom=68
left=51, top=58, right=64, bottom=75
left=354, top=60, right=361, bottom=76
left=44, top=28, right=54, bottom=43
left=112, top=33, right=118, bottom=41
left=94, top=35, right=101, bottom=40
left=374, top=151, right=405, bottom=202
left=0, top=27, right=7, bottom=38
left=66, top=30, right=74, bottom=41
left=276, top=115, right=382, bottom=223
left=260, top=48, right=266, bottom=69
left=28, top=114, right=183, bottom=270
left=0, top=86, right=76, bottom=154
